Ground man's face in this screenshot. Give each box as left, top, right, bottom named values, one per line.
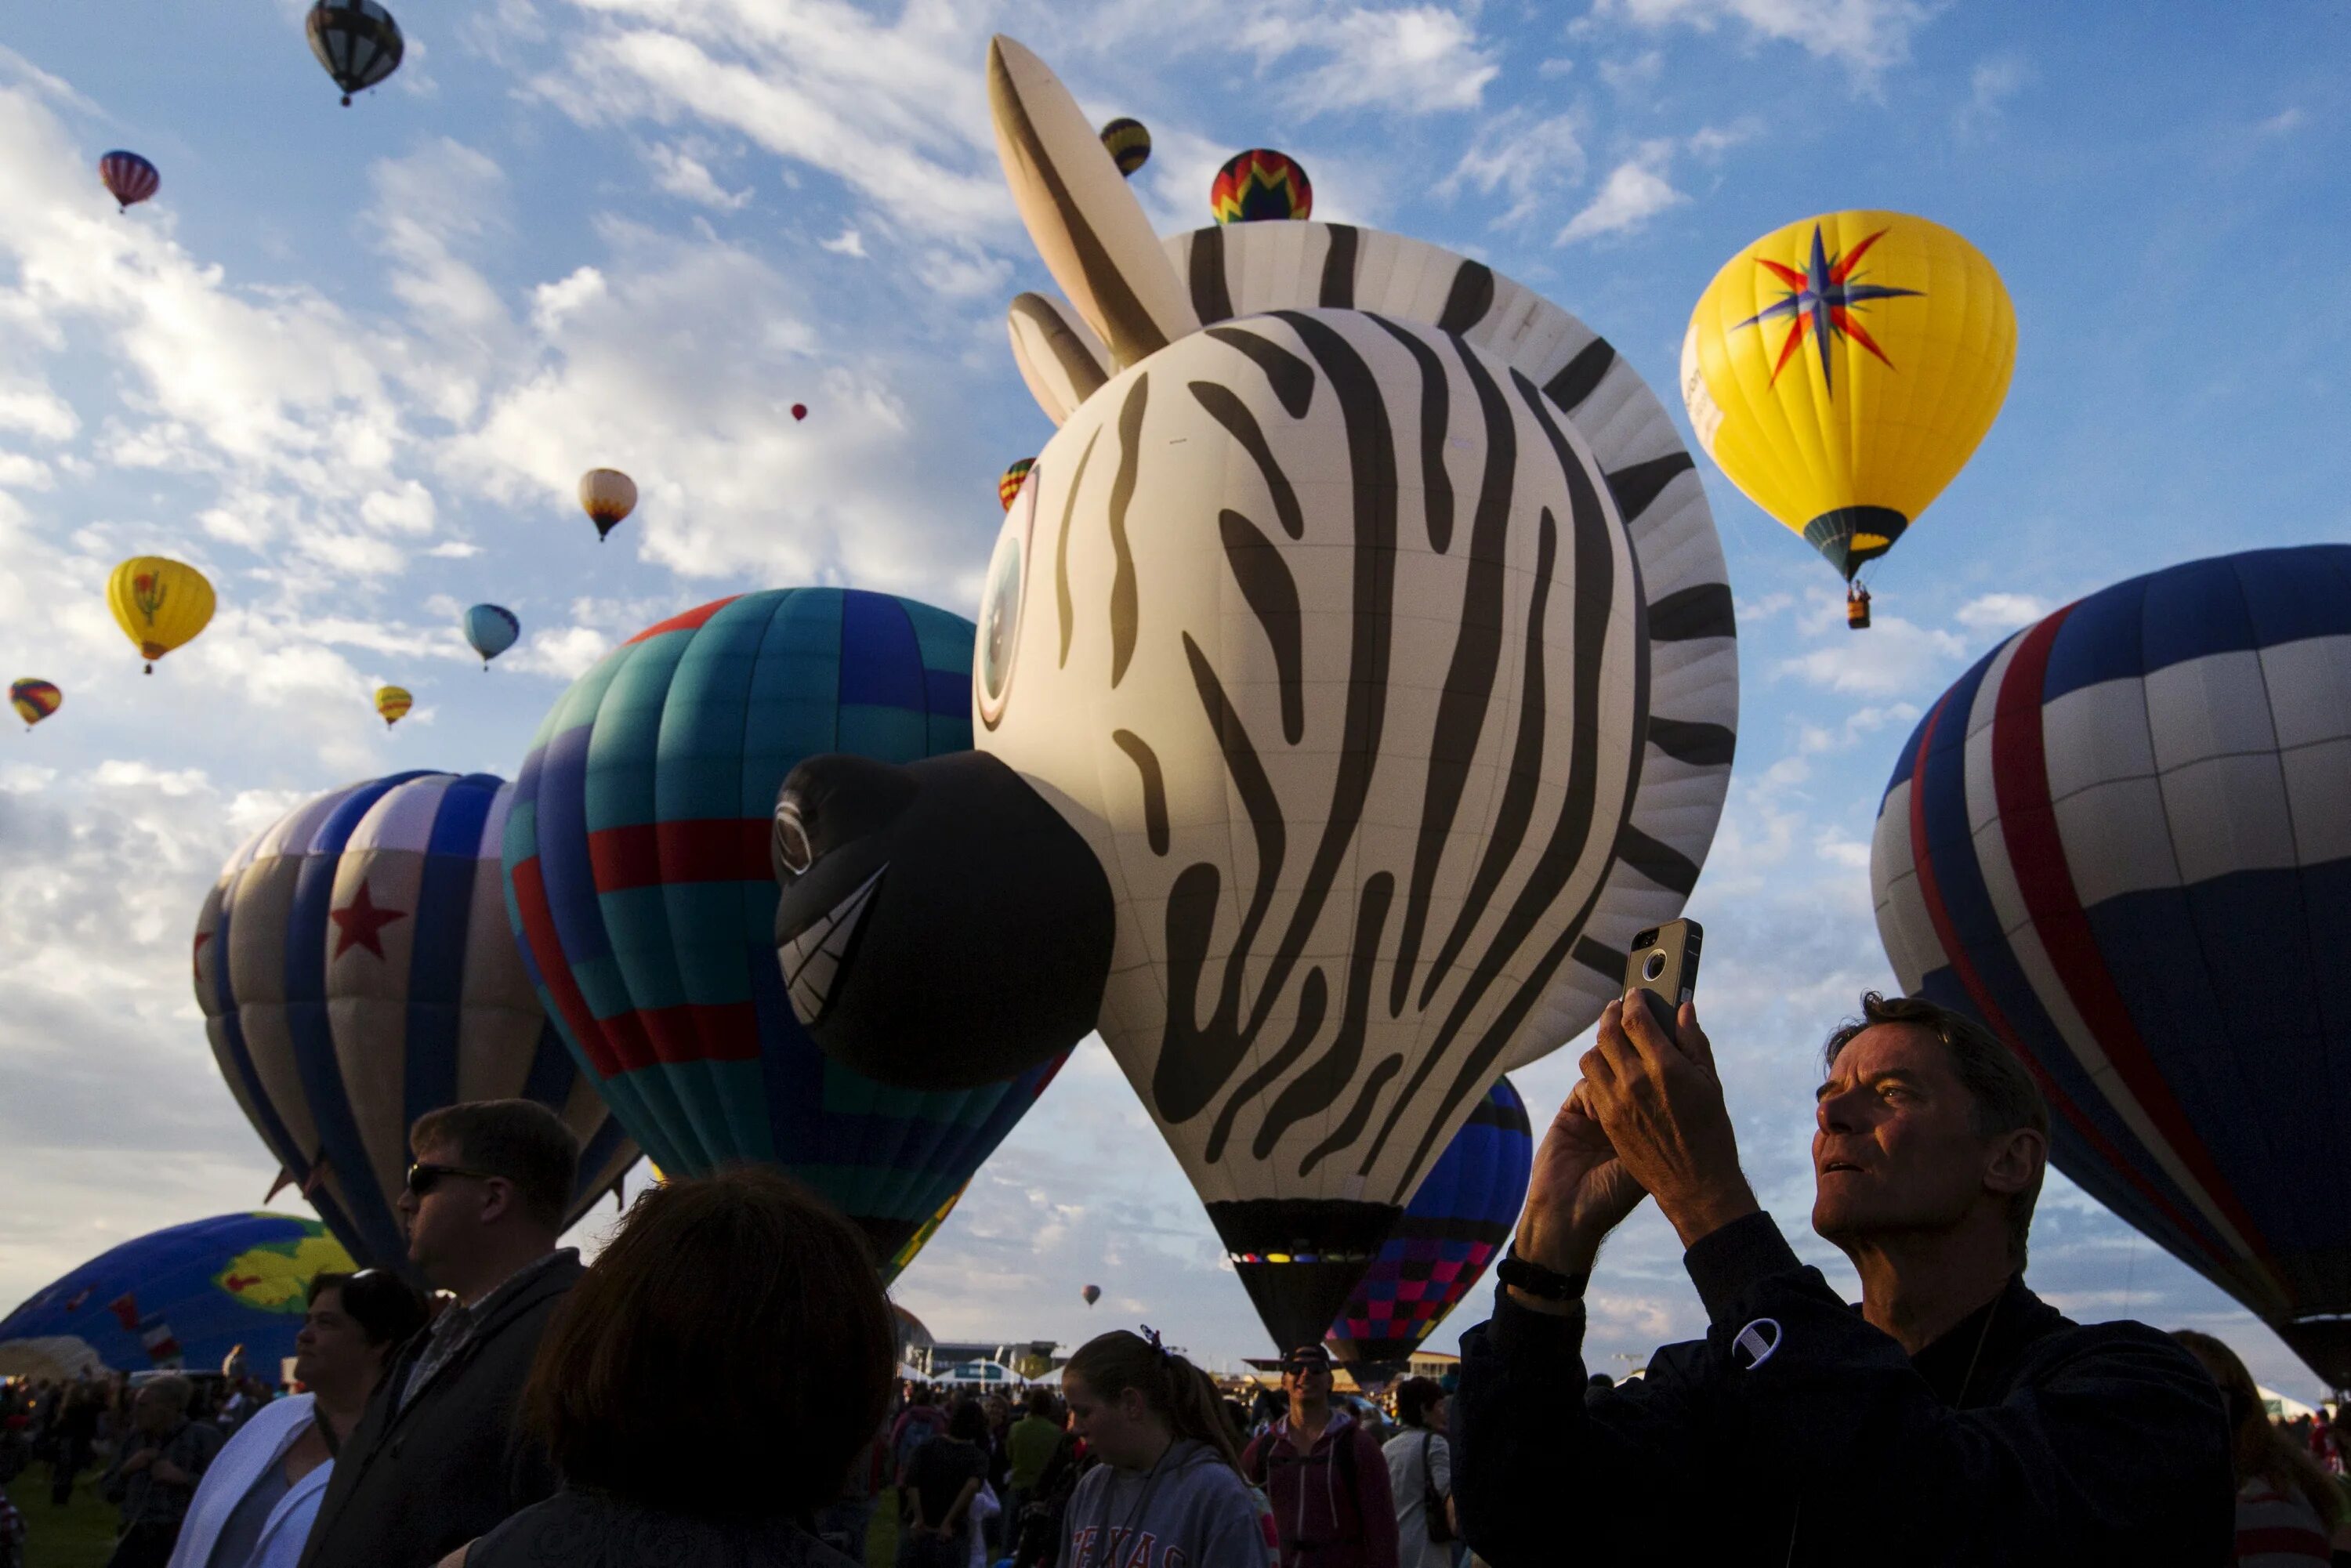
left=397, top=1138, right=490, bottom=1287
left=1283, top=1357, right=1332, bottom=1406
left=1811, top=1023, right=1999, bottom=1251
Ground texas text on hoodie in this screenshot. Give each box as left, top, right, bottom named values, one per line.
left=1060, top=1439, right=1276, bottom=1568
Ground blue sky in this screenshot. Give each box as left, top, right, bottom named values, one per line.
left=2, top=0, right=2346, bottom=1393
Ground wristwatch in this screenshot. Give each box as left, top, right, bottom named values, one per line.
left=1494, top=1244, right=1588, bottom=1302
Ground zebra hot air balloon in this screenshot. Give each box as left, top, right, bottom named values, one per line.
left=502, top=588, right=1065, bottom=1282
left=194, top=772, right=636, bottom=1276
left=769, top=36, right=1737, bottom=1352
left=1872, top=545, right=2351, bottom=1389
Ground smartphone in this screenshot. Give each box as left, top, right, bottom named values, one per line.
left=1624, top=918, right=1703, bottom=1034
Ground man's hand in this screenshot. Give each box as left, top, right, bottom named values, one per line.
left=120, top=1448, right=155, bottom=1475
left=1513, top=1079, right=1650, bottom=1291
left=1581, top=994, right=1758, bottom=1249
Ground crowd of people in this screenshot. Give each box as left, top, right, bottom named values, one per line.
left=5, top=990, right=2351, bottom=1566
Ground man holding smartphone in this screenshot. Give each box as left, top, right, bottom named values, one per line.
left=1451, top=987, right=2232, bottom=1566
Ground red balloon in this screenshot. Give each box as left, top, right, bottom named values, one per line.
left=792, top=404, right=808, bottom=422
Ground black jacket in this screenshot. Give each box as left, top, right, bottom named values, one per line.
left=1454, top=1213, right=2232, bottom=1566
left=298, top=1254, right=582, bottom=1568
left=465, top=1489, right=857, bottom=1568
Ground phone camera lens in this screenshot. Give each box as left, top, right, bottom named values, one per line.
left=1642, top=951, right=1666, bottom=983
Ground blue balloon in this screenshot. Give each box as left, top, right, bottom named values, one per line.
left=501, top=588, right=1063, bottom=1281
left=0, top=1213, right=355, bottom=1378
left=464, top=603, right=520, bottom=668
left=1872, top=544, right=2351, bottom=1387
left=1328, top=1076, right=1532, bottom=1370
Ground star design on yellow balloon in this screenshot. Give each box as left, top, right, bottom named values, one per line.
left=1737, top=225, right=1922, bottom=390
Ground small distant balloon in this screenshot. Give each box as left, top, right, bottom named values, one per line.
left=998, top=458, right=1035, bottom=512
left=1212, top=149, right=1311, bottom=223
left=791, top=404, right=808, bottom=422
left=107, top=557, right=216, bottom=674
left=1081, top=1284, right=1101, bottom=1308
left=1099, top=118, right=1151, bottom=177
left=463, top=604, right=520, bottom=669
left=99, top=151, right=159, bottom=212
left=374, top=686, right=412, bottom=728
left=306, top=0, right=405, bottom=107
left=10, top=679, right=61, bottom=732
left=578, top=468, right=637, bottom=543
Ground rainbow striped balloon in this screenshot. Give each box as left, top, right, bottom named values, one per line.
left=10, top=679, right=61, bottom=730
left=1211, top=148, right=1311, bottom=224
left=501, top=588, right=1064, bottom=1279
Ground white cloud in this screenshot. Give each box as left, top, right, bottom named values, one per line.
left=2256, top=107, right=2305, bottom=136
left=647, top=141, right=753, bottom=210
left=1958, top=53, right=2032, bottom=132
left=1599, top=49, right=1665, bottom=92
left=1954, top=591, right=2051, bottom=632
left=1239, top=6, right=1500, bottom=115
left=1776, top=612, right=1966, bottom=696
left=820, top=226, right=868, bottom=257
left=1556, top=147, right=1686, bottom=244
left=1585, top=0, right=1936, bottom=74
left=1442, top=110, right=1587, bottom=226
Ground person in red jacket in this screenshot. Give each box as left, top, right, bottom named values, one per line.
left=1241, top=1345, right=1396, bottom=1568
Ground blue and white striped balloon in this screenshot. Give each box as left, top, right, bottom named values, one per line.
left=194, top=771, right=635, bottom=1274
left=1871, top=544, right=2351, bottom=1385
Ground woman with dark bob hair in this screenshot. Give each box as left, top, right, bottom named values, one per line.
left=442, top=1168, right=895, bottom=1568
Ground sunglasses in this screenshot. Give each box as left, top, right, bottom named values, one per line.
left=404, top=1162, right=498, bottom=1198
left=1284, top=1360, right=1331, bottom=1376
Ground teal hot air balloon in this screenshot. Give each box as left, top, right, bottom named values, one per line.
left=500, top=589, right=1066, bottom=1281
left=194, top=772, right=637, bottom=1276
left=464, top=604, right=520, bottom=669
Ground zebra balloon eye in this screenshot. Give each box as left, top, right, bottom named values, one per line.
left=978, top=465, right=1038, bottom=729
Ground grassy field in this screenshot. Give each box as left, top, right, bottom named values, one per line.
left=10, top=1472, right=911, bottom=1568
left=16, top=1469, right=120, bottom=1568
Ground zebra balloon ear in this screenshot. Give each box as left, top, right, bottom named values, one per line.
left=987, top=34, right=1199, bottom=371
left=1008, top=292, right=1109, bottom=424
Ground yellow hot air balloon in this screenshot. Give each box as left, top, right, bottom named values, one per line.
left=107, top=556, right=216, bottom=673
left=1682, top=211, right=2014, bottom=616
left=375, top=686, right=413, bottom=727
left=578, top=468, right=637, bottom=543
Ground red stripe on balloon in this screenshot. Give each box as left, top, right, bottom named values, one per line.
left=624, top=596, right=742, bottom=646
left=587, top=819, right=770, bottom=891
left=1987, top=607, right=2279, bottom=1270
left=1903, top=685, right=2230, bottom=1275
left=507, top=854, right=625, bottom=1080
left=625, top=1001, right=763, bottom=1063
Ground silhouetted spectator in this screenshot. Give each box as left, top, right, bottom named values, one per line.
left=100, top=1377, right=223, bottom=1568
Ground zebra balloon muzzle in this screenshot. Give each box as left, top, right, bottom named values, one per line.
left=772, top=749, right=1116, bottom=1091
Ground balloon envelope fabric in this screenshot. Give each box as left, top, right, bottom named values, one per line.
left=1871, top=545, right=2351, bottom=1385
left=1328, top=1076, right=1532, bottom=1370
left=501, top=588, right=1064, bottom=1277
left=0, top=1213, right=353, bottom=1379
left=195, top=772, right=636, bottom=1274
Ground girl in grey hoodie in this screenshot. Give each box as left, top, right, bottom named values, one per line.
left=1057, top=1331, right=1275, bottom=1568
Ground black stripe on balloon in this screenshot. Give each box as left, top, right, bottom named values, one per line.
left=1648, top=581, right=1736, bottom=643
left=1113, top=729, right=1170, bottom=856
left=1151, top=632, right=1289, bottom=1126
left=1259, top=874, right=1394, bottom=1162
left=1415, top=504, right=1556, bottom=1014
left=1648, top=718, right=1736, bottom=768
left=1056, top=427, right=1103, bottom=668
left=1437, top=262, right=1496, bottom=335
left=1302, top=1053, right=1404, bottom=1179
left=1605, top=452, right=1695, bottom=527
left=1207, top=327, right=1316, bottom=419
left=1012, top=293, right=1107, bottom=410
left=1219, top=509, right=1306, bottom=744
left=1107, top=375, right=1147, bottom=687
left=1190, top=381, right=1304, bottom=539
left=1205, top=969, right=1328, bottom=1164
left=1364, top=313, right=1454, bottom=553
left=1541, top=339, right=1616, bottom=415
left=1320, top=225, right=1360, bottom=307
left=1389, top=328, right=1516, bottom=1019
left=1572, top=936, right=1619, bottom=981
left=1366, top=368, right=1630, bottom=1186
left=1189, top=226, right=1235, bottom=326
left=1236, top=313, right=1399, bottom=1048
left=1614, top=824, right=1700, bottom=896
left=988, top=50, right=1170, bottom=367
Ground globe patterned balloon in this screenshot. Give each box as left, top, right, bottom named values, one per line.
left=1872, top=545, right=2351, bottom=1387
left=1212, top=149, right=1311, bottom=223
left=501, top=588, right=1065, bottom=1279
left=1328, top=1076, right=1532, bottom=1370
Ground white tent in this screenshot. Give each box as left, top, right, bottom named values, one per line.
left=2260, top=1385, right=2320, bottom=1422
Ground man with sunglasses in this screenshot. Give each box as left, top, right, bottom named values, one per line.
left=297, top=1100, right=583, bottom=1568
left=1241, top=1345, right=1398, bottom=1568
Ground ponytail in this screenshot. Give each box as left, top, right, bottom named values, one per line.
left=1064, top=1328, right=1245, bottom=1473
